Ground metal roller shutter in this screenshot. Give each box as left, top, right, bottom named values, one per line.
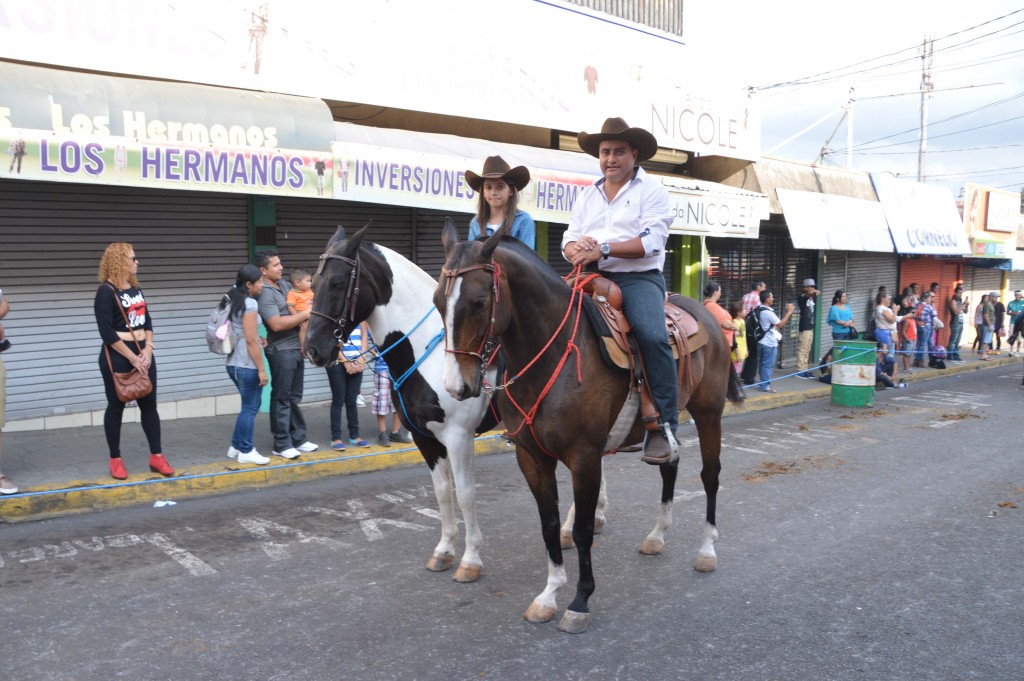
left=901, top=258, right=966, bottom=347
left=707, top=228, right=815, bottom=366
left=1005, top=270, right=1024, bottom=295
left=823, top=251, right=898, bottom=346
left=0, top=179, right=249, bottom=421
left=415, top=208, right=474, bottom=279
left=962, top=266, right=1004, bottom=349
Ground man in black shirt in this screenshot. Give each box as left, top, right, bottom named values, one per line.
left=796, top=278, right=819, bottom=378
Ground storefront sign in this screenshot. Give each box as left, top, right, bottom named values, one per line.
left=0, top=62, right=334, bottom=197
left=870, top=174, right=970, bottom=256
left=663, top=177, right=767, bottom=238
left=963, top=183, right=1020, bottom=258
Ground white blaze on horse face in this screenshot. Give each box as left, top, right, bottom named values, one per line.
left=442, top=277, right=466, bottom=398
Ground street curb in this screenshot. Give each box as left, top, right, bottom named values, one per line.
left=2, top=356, right=1016, bottom=522
left=723, top=354, right=1019, bottom=417
left=0, top=435, right=511, bottom=523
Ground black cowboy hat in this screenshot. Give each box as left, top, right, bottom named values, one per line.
left=464, top=155, right=531, bottom=192
left=577, top=117, right=659, bottom=162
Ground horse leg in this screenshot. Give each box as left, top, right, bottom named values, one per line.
left=558, top=455, right=603, bottom=634
left=423, top=456, right=458, bottom=573
left=560, top=459, right=607, bottom=549
left=519, top=450, right=566, bottom=625
left=448, top=434, right=484, bottom=583
left=640, top=459, right=678, bottom=555
left=691, top=409, right=723, bottom=573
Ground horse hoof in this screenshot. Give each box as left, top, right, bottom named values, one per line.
left=425, top=553, right=454, bottom=572
left=694, top=554, right=717, bottom=572
left=523, top=602, right=557, bottom=623
left=560, top=531, right=575, bottom=550
left=453, top=563, right=481, bottom=583
left=594, top=517, right=605, bottom=534
left=639, top=538, right=664, bottom=555
left=557, top=610, right=590, bottom=634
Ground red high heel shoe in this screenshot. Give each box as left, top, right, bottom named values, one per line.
left=149, top=454, right=175, bottom=476
left=109, top=457, right=128, bottom=480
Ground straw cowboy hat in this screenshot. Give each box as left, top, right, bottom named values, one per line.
left=464, top=156, right=531, bottom=192
left=577, top=117, right=659, bottom=162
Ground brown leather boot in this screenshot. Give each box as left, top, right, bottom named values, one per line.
left=641, top=425, right=678, bottom=465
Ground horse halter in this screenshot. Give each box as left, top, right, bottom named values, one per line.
left=310, top=250, right=361, bottom=341
left=439, top=261, right=502, bottom=377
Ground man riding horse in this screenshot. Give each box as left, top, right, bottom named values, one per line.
left=561, top=117, right=678, bottom=465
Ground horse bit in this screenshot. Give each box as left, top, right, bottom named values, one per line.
left=310, top=250, right=361, bottom=344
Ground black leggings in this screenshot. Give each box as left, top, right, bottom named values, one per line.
left=98, top=345, right=161, bottom=458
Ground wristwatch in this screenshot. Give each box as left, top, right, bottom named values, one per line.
left=599, top=243, right=611, bottom=259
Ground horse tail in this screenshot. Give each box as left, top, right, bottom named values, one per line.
left=727, top=363, right=745, bottom=404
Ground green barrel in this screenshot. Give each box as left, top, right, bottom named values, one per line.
left=831, top=339, right=876, bottom=407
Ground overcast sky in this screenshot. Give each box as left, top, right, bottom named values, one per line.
left=684, top=0, right=1024, bottom=199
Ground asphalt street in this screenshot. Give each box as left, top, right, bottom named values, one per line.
left=1, top=366, right=1022, bottom=681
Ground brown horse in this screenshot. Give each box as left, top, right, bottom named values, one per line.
left=434, top=218, right=742, bottom=633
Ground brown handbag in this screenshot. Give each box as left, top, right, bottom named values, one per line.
left=104, top=283, right=154, bottom=403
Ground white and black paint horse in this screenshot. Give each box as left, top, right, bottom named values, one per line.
left=304, top=225, right=502, bottom=581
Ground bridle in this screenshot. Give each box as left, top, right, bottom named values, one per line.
left=439, top=261, right=502, bottom=378
left=310, top=250, right=360, bottom=342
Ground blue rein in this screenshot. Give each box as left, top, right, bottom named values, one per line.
left=363, top=306, right=445, bottom=439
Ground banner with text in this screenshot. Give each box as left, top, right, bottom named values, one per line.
left=963, top=182, right=1020, bottom=258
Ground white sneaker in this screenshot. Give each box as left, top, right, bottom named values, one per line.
left=227, top=446, right=241, bottom=459
left=356, top=395, right=366, bottom=407
left=237, top=450, right=270, bottom=465
left=272, top=447, right=302, bottom=459
left=295, top=441, right=319, bottom=452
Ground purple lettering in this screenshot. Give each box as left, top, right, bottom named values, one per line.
left=163, top=148, right=181, bottom=181
left=40, top=139, right=58, bottom=172
left=251, top=153, right=267, bottom=186
left=287, top=157, right=303, bottom=189
left=84, top=142, right=104, bottom=176
left=229, top=153, right=248, bottom=184
left=183, top=149, right=201, bottom=182
left=400, top=164, right=412, bottom=192
left=141, top=147, right=160, bottom=178
left=204, top=150, right=228, bottom=183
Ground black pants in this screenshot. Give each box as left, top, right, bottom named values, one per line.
left=326, top=364, right=362, bottom=441
left=740, top=343, right=759, bottom=384
left=266, top=347, right=307, bottom=451
left=98, top=344, right=161, bottom=458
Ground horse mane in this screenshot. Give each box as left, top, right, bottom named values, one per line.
left=493, top=236, right=569, bottom=291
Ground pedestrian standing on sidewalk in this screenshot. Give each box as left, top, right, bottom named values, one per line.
left=702, top=281, right=738, bottom=348
left=0, top=287, right=18, bottom=494
left=755, top=289, right=794, bottom=393
left=991, top=292, right=1005, bottom=354
left=728, top=301, right=747, bottom=375
left=972, top=293, right=988, bottom=354
left=740, top=280, right=766, bottom=385
left=256, top=249, right=318, bottom=460
left=367, top=333, right=412, bottom=447
left=327, top=321, right=369, bottom=450
left=828, top=289, right=856, bottom=342
left=1006, top=290, right=1024, bottom=356
left=899, top=293, right=918, bottom=375
left=873, top=290, right=898, bottom=360
left=94, top=243, right=174, bottom=480
left=946, top=285, right=967, bottom=361
left=913, top=291, right=937, bottom=368
left=980, top=293, right=995, bottom=360
left=795, top=278, right=819, bottom=378
left=222, top=265, right=270, bottom=465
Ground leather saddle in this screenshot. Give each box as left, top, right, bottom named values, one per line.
left=570, top=274, right=710, bottom=432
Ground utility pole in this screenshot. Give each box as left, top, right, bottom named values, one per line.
left=918, top=35, right=934, bottom=182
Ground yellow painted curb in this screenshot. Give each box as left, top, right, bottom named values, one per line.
left=0, top=435, right=512, bottom=523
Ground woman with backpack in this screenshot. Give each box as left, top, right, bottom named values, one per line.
left=222, top=264, right=271, bottom=465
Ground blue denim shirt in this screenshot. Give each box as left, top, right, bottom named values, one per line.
left=468, top=210, right=536, bottom=249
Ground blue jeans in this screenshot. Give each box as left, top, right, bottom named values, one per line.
left=603, top=270, right=678, bottom=430
left=915, top=323, right=933, bottom=363
left=947, top=320, right=963, bottom=359
left=757, top=343, right=778, bottom=389
left=226, top=365, right=261, bottom=453
left=875, top=329, right=894, bottom=359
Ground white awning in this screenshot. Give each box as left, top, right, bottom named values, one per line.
left=777, top=188, right=894, bottom=252
left=870, top=174, right=971, bottom=256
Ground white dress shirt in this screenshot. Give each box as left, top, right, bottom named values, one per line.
left=561, top=166, right=673, bottom=273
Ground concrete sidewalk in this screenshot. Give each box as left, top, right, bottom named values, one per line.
left=2, top=352, right=1019, bottom=522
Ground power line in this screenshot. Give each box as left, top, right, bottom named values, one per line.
left=750, top=9, right=1024, bottom=91
left=851, top=142, right=1024, bottom=155
left=925, top=164, right=1024, bottom=179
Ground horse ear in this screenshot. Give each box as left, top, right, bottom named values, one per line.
left=328, top=225, right=346, bottom=247
left=441, top=217, right=461, bottom=257
left=344, top=222, right=370, bottom=256
left=480, top=221, right=509, bottom=259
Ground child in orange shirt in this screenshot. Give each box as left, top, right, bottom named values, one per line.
left=286, top=269, right=314, bottom=352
